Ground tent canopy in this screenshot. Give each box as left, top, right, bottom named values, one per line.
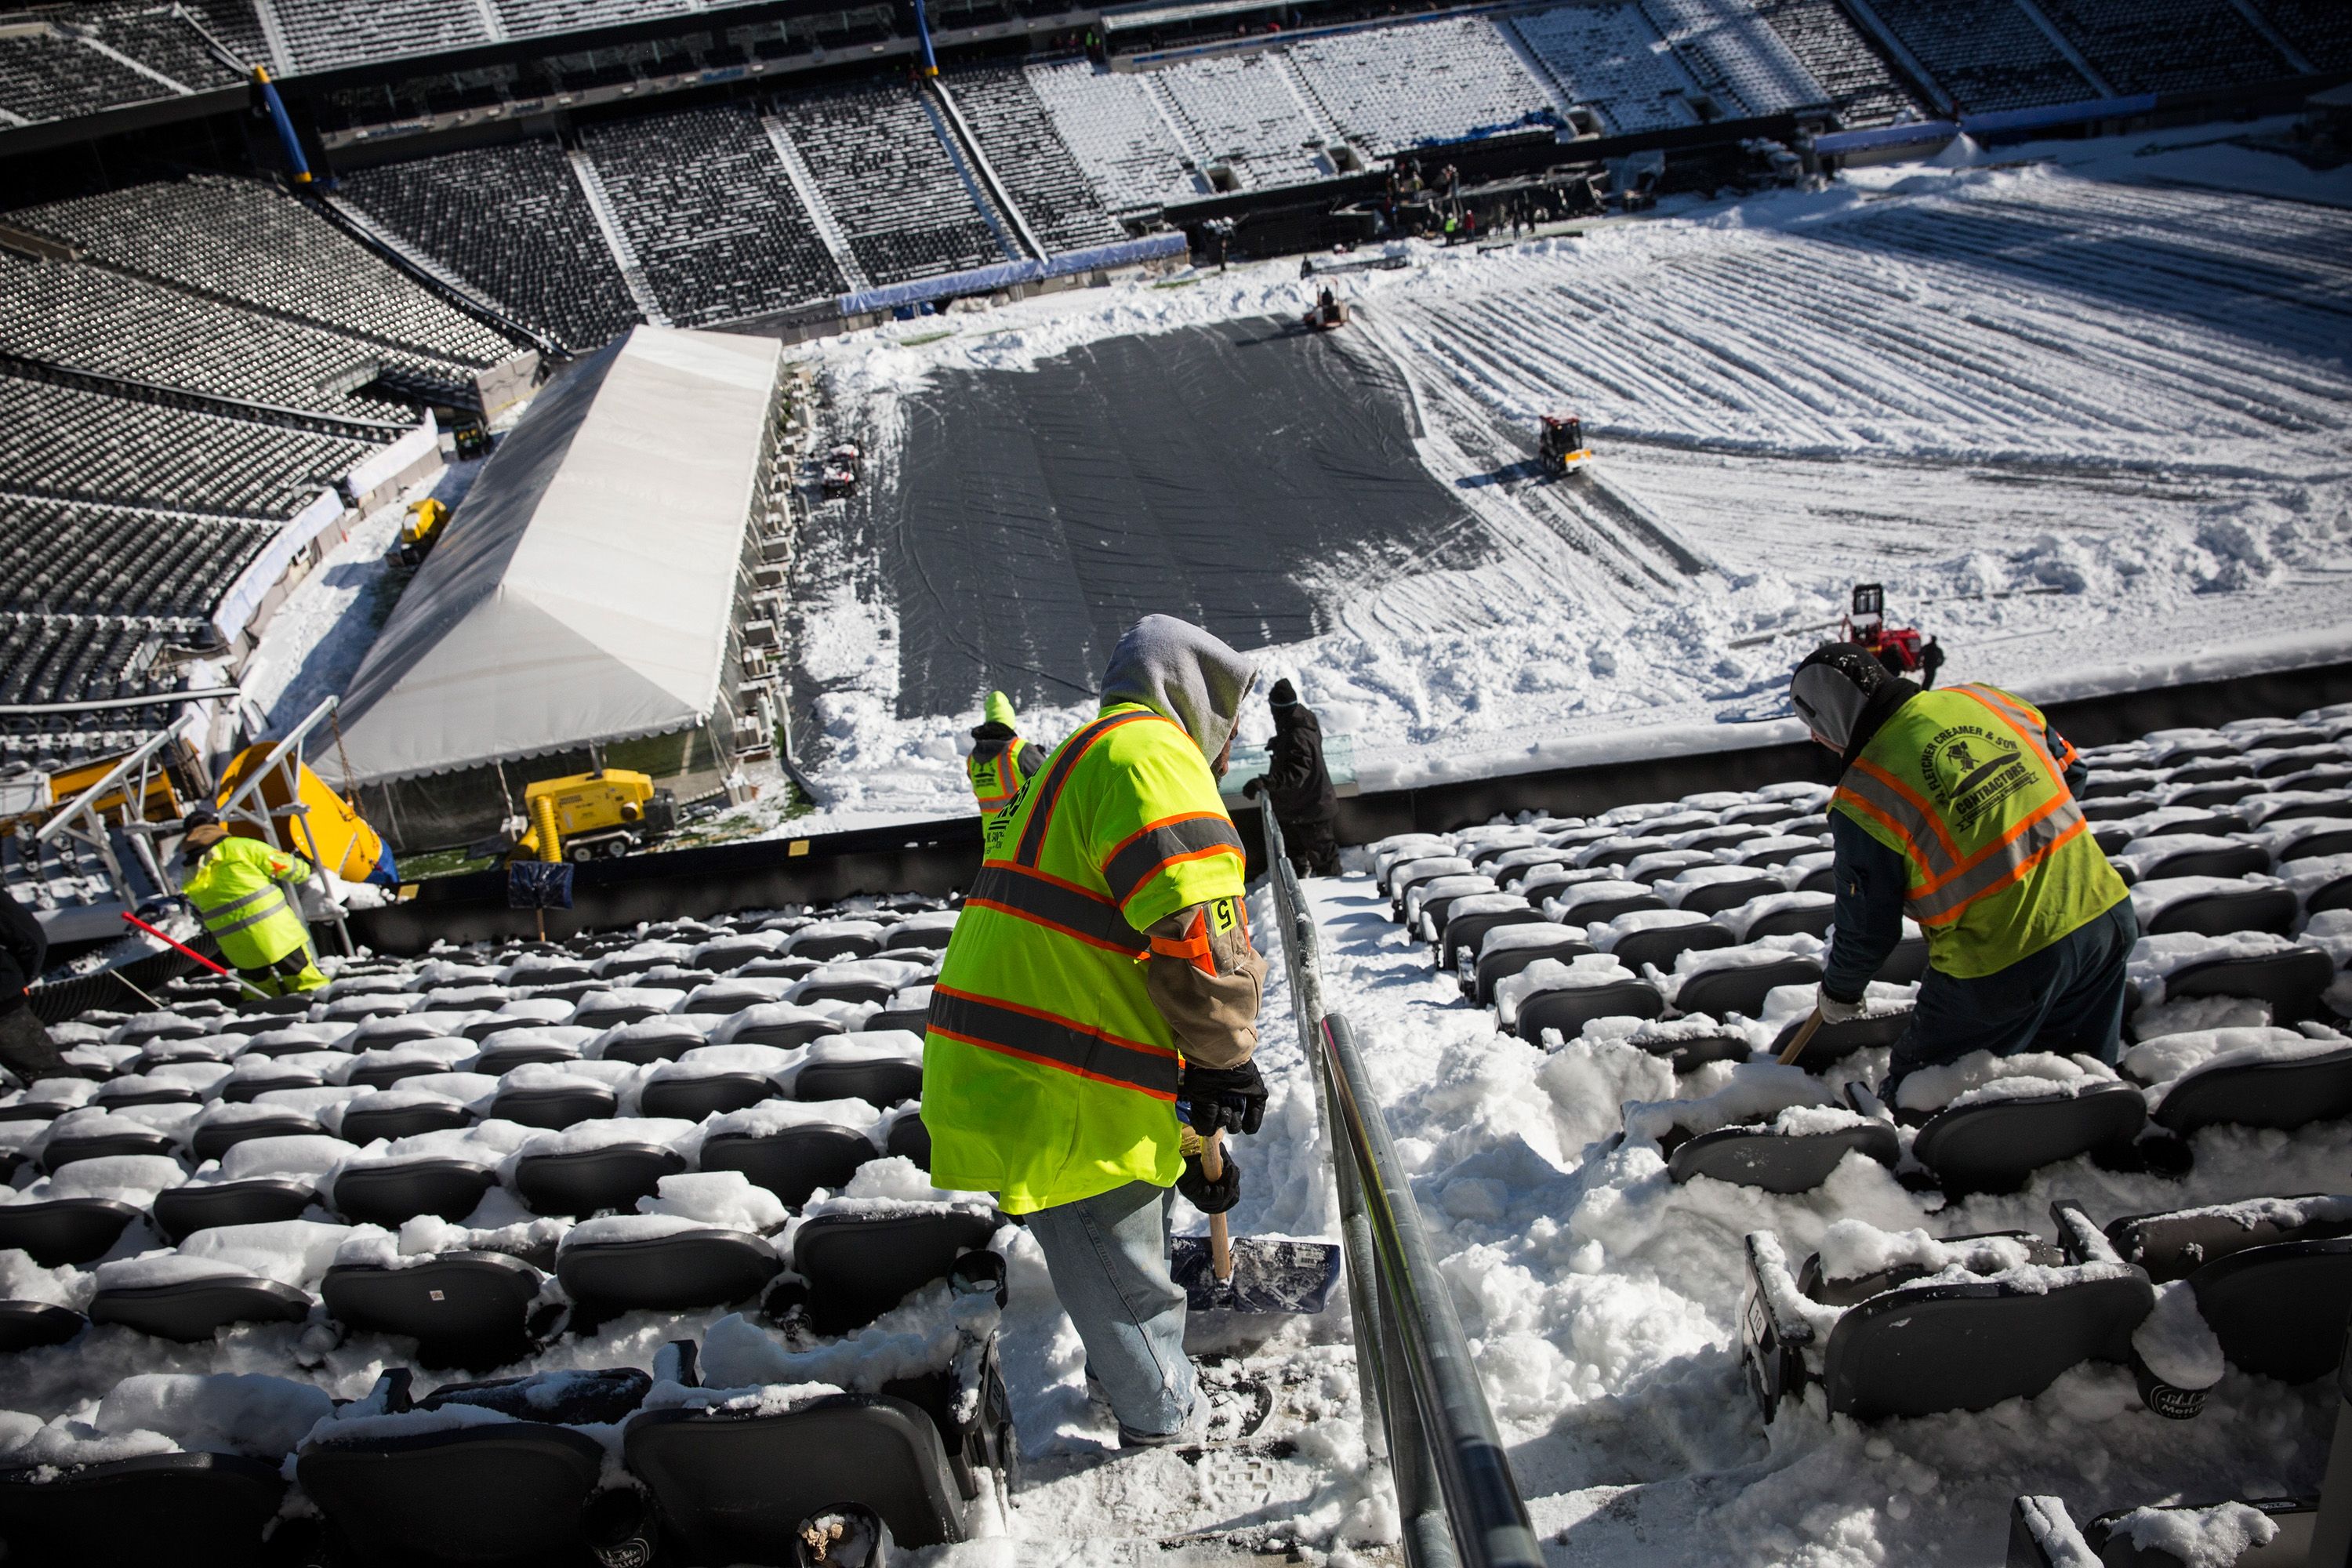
left=338, top=325, right=782, bottom=784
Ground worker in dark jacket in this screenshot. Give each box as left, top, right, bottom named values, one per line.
left=0, top=885, right=68, bottom=1083
left=1244, top=680, right=1341, bottom=877
left=1791, top=644, right=2132, bottom=1091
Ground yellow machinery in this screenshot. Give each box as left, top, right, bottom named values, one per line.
left=394, top=498, right=448, bottom=568
left=213, top=746, right=397, bottom=884
left=9, top=753, right=182, bottom=833
left=511, top=770, right=679, bottom=862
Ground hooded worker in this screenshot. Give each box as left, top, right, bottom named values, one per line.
left=178, top=804, right=328, bottom=998
left=1789, top=644, right=2132, bottom=1090
left=1243, top=679, right=1340, bottom=877
left=966, top=690, right=1043, bottom=818
left=924, top=614, right=1268, bottom=1446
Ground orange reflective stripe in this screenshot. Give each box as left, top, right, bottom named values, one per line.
left=966, top=862, right=1143, bottom=956
left=1146, top=907, right=1217, bottom=975
left=928, top=983, right=1181, bottom=1099
left=1910, top=810, right=2089, bottom=927
left=1850, top=755, right=1965, bottom=869
left=1102, top=811, right=1246, bottom=909
left=1909, top=782, right=2070, bottom=900
left=1957, top=685, right=2060, bottom=775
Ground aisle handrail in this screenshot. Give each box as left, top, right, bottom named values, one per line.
left=1257, top=807, right=1544, bottom=1568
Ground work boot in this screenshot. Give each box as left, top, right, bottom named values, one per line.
left=1118, top=1367, right=1272, bottom=1449
left=285, top=961, right=328, bottom=995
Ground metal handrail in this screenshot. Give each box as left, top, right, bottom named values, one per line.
left=1256, top=807, right=1544, bottom=1568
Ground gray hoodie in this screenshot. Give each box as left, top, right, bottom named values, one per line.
left=1098, top=615, right=1257, bottom=763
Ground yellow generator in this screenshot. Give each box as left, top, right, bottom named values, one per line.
left=513, top=770, right=679, bottom=862
left=394, top=498, right=448, bottom=568
left=213, top=746, right=398, bottom=885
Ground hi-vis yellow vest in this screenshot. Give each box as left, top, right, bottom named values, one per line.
left=1831, top=684, right=2126, bottom=980
left=967, top=737, right=1028, bottom=816
left=924, top=702, right=1247, bottom=1214
left=184, top=837, right=314, bottom=971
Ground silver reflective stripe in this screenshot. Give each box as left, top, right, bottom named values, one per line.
left=1907, top=798, right=2085, bottom=924
left=1836, top=768, right=1958, bottom=882
left=195, top=883, right=278, bottom=920
left=208, top=889, right=292, bottom=938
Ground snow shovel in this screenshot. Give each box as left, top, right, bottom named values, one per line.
left=1167, top=1129, right=1342, bottom=1316
left=1776, top=1008, right=1826, bottom=1066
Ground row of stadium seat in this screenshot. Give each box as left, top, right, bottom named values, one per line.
left=0, top=497, right=273, bottom=621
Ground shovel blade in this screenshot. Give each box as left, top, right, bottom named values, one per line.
left=1171, top=1236, right=1342, bottom=1315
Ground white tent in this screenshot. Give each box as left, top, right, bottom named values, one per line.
left=338, top=325, right=783, bottom=784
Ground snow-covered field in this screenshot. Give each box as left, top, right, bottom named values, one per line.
left=722, top=123, right=2352, bottom=840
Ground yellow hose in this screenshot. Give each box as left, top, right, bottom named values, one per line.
left=532, top=794, right=562, bottom=862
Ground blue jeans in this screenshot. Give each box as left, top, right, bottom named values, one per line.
left=1025, top=1180, right=1195, bottom=1439
left=1889, top=898, right=2139, bottom=1088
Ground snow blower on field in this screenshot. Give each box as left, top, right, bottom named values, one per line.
left=1843, top=583, right=1944, bottom=684
left=1301, top=287, right=1350, bottom=331
left=1538, top=412, right=1592, bottom=476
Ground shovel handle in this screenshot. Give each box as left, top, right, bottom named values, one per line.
left=1201, top=1127, right=1233, bottom=1284
left=1777, top=1007, right=1827, bottom=1066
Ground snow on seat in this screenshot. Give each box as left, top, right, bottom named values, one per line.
left=870, top=985, right=932, bottom=1036
left=1620, top=848, right=1720, bottom=885
left=343, top=1036, right=479, bottom=1090
left=557, top=1173, right=787, bottom=1316
left=1542, top=878, right=1668, bottom=927
left=637, top=1043, right=800, bottom=1121
left=2124, top=930, right=2336, bottom=1038
left=92, top=1070, right=208, bottom=1110
left=709, top=1002, right=851, bottom=1052
left=1589, top=908, right=1730, bottom=976
left=2238, top=786, right=2352, bottom=828
left=496, top=955, right=595, bottom=989
left=592, top=941, right=695, bottom=980
left=33, top=1106, right=183, bottom=1171
left=340, top=1013, right=479, bottom=1051
left=2109, top=833, right=2270, bottom=886
left=1485, top=848, right=1575, bottom=891
left=2283, top=852, right=2352, bottom=916
left=2129, top=874, right=2297, bottom=938
left=1628, top=1062, right=1896, bottom=1192
left=1436, top=894, right=1545, bottom=975
left=473, top=1025, right=598, bottom=1077
left=1764, top=982, right=1917, bottom=1067
left=697, top=1099, right=884, bottom=1205
left=458, top=998, right=575, bottom=1041
left=106, top=1013, right=211, bottom=1047
left=689, top=929, right=791, bottom=974
left=878, top=911, right=959, bottom=952
left=128, top=1035, right=243, bottom=1071
left=796, top=1032, right=925, bottom=1108
left=2155, top=943, right=2337, bottom=1028
left=567, top=989, right=684, bottom=1031
left=1719, top=890, right=1835, bottom=942
left=2125, top=1027, right=2352, bottom=1137
left=785, top=920, right=887, bottom=962
left=789, top=957, right=933, bottom=1009
left=1374, top=845, right=1460, bottom=895
left=89, top=1218, right=362, bottom=1340
left=215, top=1049, right=343, bottom=1102
left=1741, top=1203, right=2153, bottom=1424
left=232, top=1022, right=347, bottom=1058
left=507, top=1119, right=696, bottom=1218
left=487, top=1061, right=633, bottom=1130
left=2103, top=1193, right=2352, bottom=1387
left=1900, top=1052, right=2147, bottom=1197
left=588, top=1015, right=711, bottom=1065
left=334, top=1073, right=490, bottom=1143
left=327, top=1123, right=528, bottom=1228
left=1405, top=873, right=1497, bottom=939
left=0, top=1077, right=96, bottom=1124
left=322, top=1235, right=550, bottom=1371
left=151, top=1134, right=347, bottom=1241
left=1666, top=938, right=1824, bottom=1022
left=0, top=1150, right=181, bottom=1265
left=1579, top=1011, right=1762, bottom=1073
left=1465, top=924, right=1596, bottom=1006
left=785, top=1167, right=1001, bottom=1335
left=1499, top=955, right=1661, bottom=1044
left=1655, top=865, right=1785, bottom=917
left=1573, top=836, right=1676, bottom=872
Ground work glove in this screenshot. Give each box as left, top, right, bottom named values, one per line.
left=1177, top=1147, right=1243, bottom=1214
left=1181, top=1060, right=1267, bottom=1136
left=1240, top=776, right=1265, bottom=800
left=1817, top=987, right=1866, bottom=1025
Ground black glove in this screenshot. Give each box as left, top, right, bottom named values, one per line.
left=1181, top=1061, right=1266, bottom=1136
left=1177, top=1148, right=1243, bottom=1214
left=1240, top=776, right=1265, bottom=799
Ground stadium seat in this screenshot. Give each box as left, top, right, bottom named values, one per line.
left=1468, top=931, right=1595, bottom=1006
left=640, top=1072, right=776, bottom=1121
left=699, top=1123, right=877, bottom=1205
left=885, top=1112, right=931, bottom=1170
left=299, top=1421, right=616, bottom=1568
left=2158, top=946, right=2336, bottom=1024
left=339, top=1096, right=474, bottom=1144
left=593, top=1018, right=709, bottom=1065
left=2135, top=880, right=2298, bottom=938
left=557, top=1227, right=782, bottom=1314
left=332, top=1158, right=498, bottom=1227
left=787, top=1209, right=1000, bottom=1334
left=1609, top=920, right=1736, bottom=975
left=1674, top=956, right=1821, bottom=1022
left=714, top=1004, right=846, bottom=1050
left=0, top=1196, right=140, bottom=1265
left=2107, top=1197, right=2352, bottom=1385
left=0, top=1301, right=85, bottom=1350
left=1667, top=1120, right=1897, bottom=1193
left=188, top=1110, right=322, bottom=1163
left=1515, top=978, right=1664, bottom=1045
left=0, top=1451, right=287, bottom=1568
left=1768, top=1007, right=1912, bottom=1067
left=39, top=1121, right=176, bottom=1171
left=88, top=1273, right=310, bottom=1341
left=1910, top=1083, right=2147, bottom=1196
left=1439, top=904, right=1548, bottom=975
left=2152, top=1041, right=2352, bottom=1137
left=513, top=1142, right=688, bottom=1218
left=489, top=1081, right=616, bottom=1130
left=151, top=1179, right=314, bottom=1243
left=321, top=1250, right=546, bottom=1370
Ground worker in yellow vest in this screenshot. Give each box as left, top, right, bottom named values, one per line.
left=925, top=615, right=1268, bottom=1446
left=179, top=804, right=328, bottom=997
left=965, top=690, right=1041, bottom=817
left=1789, top=643, right=2132, bottom=1091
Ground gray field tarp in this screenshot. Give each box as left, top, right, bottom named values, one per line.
left=883, top=318, right=1483, bottom=716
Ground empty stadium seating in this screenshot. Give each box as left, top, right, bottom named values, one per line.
left=1866, top=0, right=2095, bottom=114
left=768, top=79, right=1011, bottom=287
left=1286, top=16, right=1560, bottom=157
left=1746, top=0, right=1926, bottom=128
left=2035, top=0, right=2292, bottom=96
left=946, top=67, right=1131, bottom=254
left=1024, top=58, right=1210, bottom=215
left=1512, top=3, right=1704, bottom=134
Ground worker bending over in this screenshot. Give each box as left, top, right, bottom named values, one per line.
left=180, top=804, right=328, bottom=997
left=925, top=615, right=1268, bottom=1446
left=1244, top=678, right=1341, bottom=877
left=966, top=690, right=1043, bottom=818
left=1790, top=644, right=2132, bottom=1089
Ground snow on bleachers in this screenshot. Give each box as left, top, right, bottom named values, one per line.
left=1150, top=52, right=1334, bottom=189
left=1639, top=0, right=1828, bottom=117
left=0, top=610, right=203, bottom=717
left=1286, top=15, right=1560, bottom=157
left=1745, top=0, right=1926, bottom=127
left=269, top=0, right=491, bottom=74
left=767, top=78, right=1009, bottom=288
left=2036, top=0, right=2292, bottom=95
left=0, top=497, right=268, bottom=622
left=3, top=175, right=517, bottom=369
left=1867, top=0, right=2096, bottom=114
left=1511, top=2, right=1702, bottom=133
left=1024, top=58, right=1208, bottom=215
left=579, top=103, right=847, bottom=327
left=492, top=0, right=695, bottom=40
left=0, top=22, right=170, bottom=125
left=336, top=138, right=643, bottom=352
left=946, top=66, right=1129, bottom=254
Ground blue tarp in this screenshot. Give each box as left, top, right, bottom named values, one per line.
left=507, top=862, right=575, bottom=909
left=1813, top=120, right=1960, bottom=156
left=1960, top=95, right=2158, bottom=136
left=837, top=234, right=1190, bottom=317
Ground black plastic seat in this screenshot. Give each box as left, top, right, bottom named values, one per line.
left=1514, top=979, right=1664, bottom=1044
left=1470, top=935, right=1595, bottom=1006
left=1668, top=1122, right=1897, bottom=1193
left=796, top=979, right=896, bottom=1007
left=2143, top=886, right=2297, bottom=938
left=1554, top=891, right=1668, bottom=925
left=625, top=1394, right=969, bottom=1556
left=2154, top=1044, right=2352, bottom=1136
left=299, top=1423, right=608, bottom=1568
left=1674, top=957, right=1821, bottom=1022
left=490, top=1083, right=616, bottom=1130
left=2304, top=869, right=2352, bottom=916
left=321, top=1251, right=544, bottom=1370
left=190, top=1112, right=322, bottom=1163
left=2131, top=842, right=2270, bottom=881
left=513, top=1145, right=687, bottom=1218
left=869, top=1004, right=931, bottom=1035
left=1609, top=923, right=1733, bottom=975
left=345, top=1057, right=458, bottom=1091
left=2159, top=946, right=2336, bottom=1024
left=1875, top=934, right=1929, bottom=985
left=640, top=1073, right=777, bottom=1122
left=151, top=1180, right=314, bottom=1243
left=1911, top=1083, right=2146, bottom=1196
left=2193, top=1238, right=2352, bottom=1385
left=885, top=1112, right=930, bottom=1171
left=789, top=932, right=884, bottom=962
left=722, top=1012, right=845, bottom=1050
left=1671, top=876, right=1784, bottom=916
left=572, top=996, right=670, bottom=1030
left=0, top=1196, right=140, bottom=1265
left=89, top=1276, right=310, bottom=1340
left=1741, top=902, right=1835, bottom=941
left=1769, top=1007, right=1913, bottom=1067
left=332, top=1159, right=498, bottom=1228
left=557, top=1229, right=782, bottom=1312
left=474, top=1041, right=583, bottom=1076
left=339, top=1098, right=474, bottom=1144
left=797, top=1059, right=921, bottom=1108
left=39, top=1127, right=178, bottom=1171
left=699, top=1124, right=876, bottom=1205
left=593, top=1020, right=707, bottom=1065
left=0, top=1301, right=84, bottom=1350
left=1439, top=907, right=1546, bottom=975
left=220, top=1070, right=324, bottom=1104
left=0, top=1451, right=286, bottom=1568
left=792, top=1210, right=999, bottom=1334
